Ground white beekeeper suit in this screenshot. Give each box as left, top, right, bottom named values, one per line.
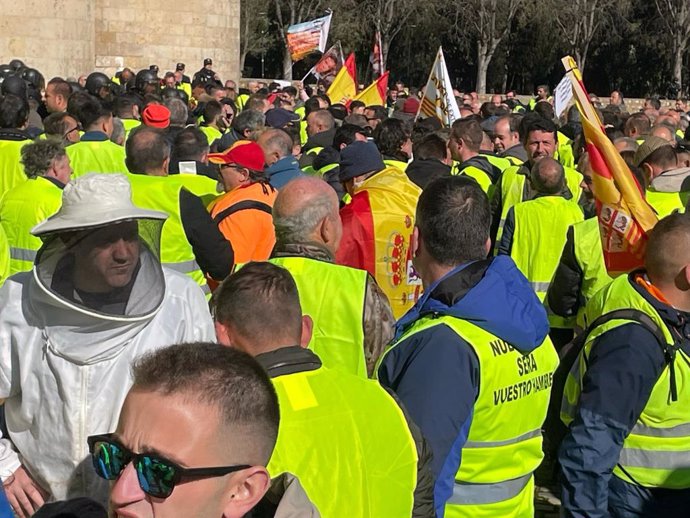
left=0, top=174, right=214, bottom=504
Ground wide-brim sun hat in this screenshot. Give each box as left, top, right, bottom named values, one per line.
left=32, top=173, right=167, bottom=237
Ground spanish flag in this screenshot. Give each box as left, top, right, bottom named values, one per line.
left=326, top=53, right=357, bottom=105
left=353, top=71, right=389, bottom=106
left=562, top=56, right=658, bottom=276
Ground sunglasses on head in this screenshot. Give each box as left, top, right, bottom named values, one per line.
left=88, top=434, right=250, bottom=499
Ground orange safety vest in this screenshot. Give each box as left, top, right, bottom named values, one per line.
left=209, top=182, right=278, bottom=264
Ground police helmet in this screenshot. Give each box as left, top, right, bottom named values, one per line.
left=161, top=87, right=188, bottom=105
left=1, top=75, right=27, bottom=99
left=8, top=59, right=25, bottom=71
left=21, top=68, right=45, bottom=91
left=85, top=72, right=112, bottom=97
left=135, top=69, right=159, bottom=93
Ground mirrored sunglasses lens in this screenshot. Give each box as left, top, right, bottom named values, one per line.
left=135, top=456, right=176, bottom=498
left=93, top=441, right=126, bottom=480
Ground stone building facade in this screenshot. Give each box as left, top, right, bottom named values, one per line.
left=0, top=0, right=240, bottom=82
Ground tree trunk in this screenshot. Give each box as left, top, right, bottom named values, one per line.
left=476, top=43, right=490, bottom=94
left=673, top=39, right=684, bottom=94
left=283, top=49, right=293, bottom=80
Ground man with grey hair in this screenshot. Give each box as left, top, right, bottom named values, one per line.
left=498, top=157, right=584, bottom=345
left=214, top=109, right=266, bottom=152
left=270, top=176, right=394, bottom=376
left=164, top=97, right=189, bottom=144
left=1, top=139, right=72, bottom=275
left=258, top=128, right=303, bottom=189
left=110, top=117, right=125, bottom=146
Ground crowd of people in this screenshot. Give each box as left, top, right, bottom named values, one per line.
left=0, top=56, right=687, bottom=518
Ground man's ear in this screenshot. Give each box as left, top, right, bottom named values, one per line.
left=221, top=467, right=271, bottom=518
left=411, top=226, right=420, bottom=258
left=484, top=237, right=491, bottom=258
left=214, top=321, right=232, bottom=346
left=300, top=315, right=313, bottom=348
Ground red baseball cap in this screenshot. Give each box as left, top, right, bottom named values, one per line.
left=208, top=140, right=266, bottom=172
left=141, top=104, right=170, bottom=129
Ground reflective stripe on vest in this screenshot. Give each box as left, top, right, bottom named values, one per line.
left=382, top=314, right=557, bottom=516
left=267, top=367, right=418, bottom=518
left=561, top=274, right=690, bottom=489
left=163, top=258, right=199, bottom=274
left=448, top=473, right=532, bottom=505
left=1, top=176, right=63, bottom=276
left=10, top=247, right=36, bottom=262
left=269, top=256, right=368, bottom=377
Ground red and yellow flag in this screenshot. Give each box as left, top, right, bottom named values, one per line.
left=353, top=71, right=389, bottom=106
left=562, top=56, right=658, bottom=276
left=326, top=53, right=357, bottom=105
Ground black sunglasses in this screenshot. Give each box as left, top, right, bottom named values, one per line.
left=88, top=434, right=250, bottom=499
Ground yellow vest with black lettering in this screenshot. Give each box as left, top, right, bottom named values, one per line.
left=645, top=188, right=688, bottom=218
left=126, top=174, right=209, bottom=294
left=495, top=165, right=583, bottom=249
left=561, top=274, right=690, bottom=489
left=121, top=119, right=141, bottom=141
left=0, top=176, right=63, bottom=275
left=510, top=196, right=584, bottom=328
left=66, top=139, right=127, bottom=177
left=0, top=138, right=30, bottom=198
left=267, top=365, right=418, bottom=518
left=385, top=315, right=557, bottom=517
left=571, top=218, right=613, bottom=327
left=269, top=256, right=368, bottom=377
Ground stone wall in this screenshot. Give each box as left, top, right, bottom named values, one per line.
left=0, top=0, right=240, bottom=82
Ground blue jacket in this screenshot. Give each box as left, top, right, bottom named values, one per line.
left=559, top=273, right=690, bottom=518
left=377, top=256, right=549, bottom=517
left=266, top=155, right=303, bottom=190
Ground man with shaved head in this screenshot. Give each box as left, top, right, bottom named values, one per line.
left=560, top=212, right=690, bottom=517
left=499, top=157, right=584, bottom=345
left=257, top=128, right=303, bottom=189
left=269, top=176, right=394, bottom=376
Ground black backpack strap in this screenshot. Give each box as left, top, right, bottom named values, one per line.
left=213, top=200, right=272, bottom=226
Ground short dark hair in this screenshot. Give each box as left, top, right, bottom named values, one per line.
left=71, top=94, right=111, bottom=130
left=414, top=133, right=447, bottom=161
left=0, top=94, right=29, bottom=129
left=364, top=105, right=388, bottom=122
left=171, top=127, right=209, bottom=162
left=212, top=262, right=303, bottom=348
left=125, top=126, right=171, bottom=174
left=521, top=116, right=557, bottom=144
left=43, top=112, right=78, bottom=138
left=349, top=100, right=365, bottom=111
left=646, top=97, right=661, bottom=111
left=416, top=176, right=490, bottom=265
left=625, top=113, right=652, bottom=137
left=114, top=94, right=143, bottom=118
left=645, top=212, right=690, bottom=284
left=375, top=118, right=410, bottom=156
left=533, top=100, right=555, bottom=120
left=333, top=123, right=365, bottom=149
left=131, top=342, right=279, bottom=465
left=246, top=93, right=268, bottom=112
left=47, top=77, right=72, bottom=99
left=451, top=118, right=483, bottom=152
left=203, top=100, right=223, bottom=124
left=304, top=96, right=323, bottom=116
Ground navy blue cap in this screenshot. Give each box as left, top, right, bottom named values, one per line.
left=265, top=108, right=300, bottom=129
left=339, top=141, right=385, bottom=182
